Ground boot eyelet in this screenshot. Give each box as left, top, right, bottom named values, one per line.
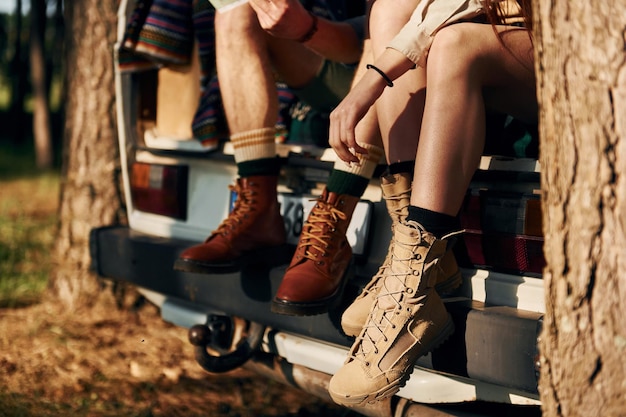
left=406, top=288, right=413, bottom=294
left=317, top=261, right=325, bottom=266
left=365, top=361, right=370, bottom=366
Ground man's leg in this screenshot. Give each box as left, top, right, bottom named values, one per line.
left=271, top=38, right=386, bottom=316
left=175, top=4, right=324, bottom=273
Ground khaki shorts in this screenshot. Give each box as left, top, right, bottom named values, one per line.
left=291, top=60, right=356, bottom=113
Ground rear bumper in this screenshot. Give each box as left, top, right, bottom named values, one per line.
left=90, top=225, right=354, bottom=346
left=90, top=225, right=542, bottom=397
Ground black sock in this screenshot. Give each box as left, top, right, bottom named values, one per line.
left=237, top=157, right=281, bottom=177
left=388, top=160, right=415, bottom=176
left=406, top=205, right=460, bottom=238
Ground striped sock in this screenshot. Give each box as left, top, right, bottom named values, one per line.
left=327, top=142, right=384, bottom=197
left=231, top=127, right=279, bottom=177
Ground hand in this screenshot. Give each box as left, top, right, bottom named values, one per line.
left=329, top=74, right=386, bottom=164
left=248, top=0, right=313, bottom=40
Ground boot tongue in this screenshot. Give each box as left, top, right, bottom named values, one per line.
left=324, top=190, right=337, bottom=205
left=296, top=191, right=342, bottom=260
left=381, top=173, right=412, bottom=224
left=356, top=222, right=423, bottom=357
left=376, top=221, right=423, bottom=310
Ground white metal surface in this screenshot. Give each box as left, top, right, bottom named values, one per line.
left=463, top=269, right=545, bottom=313
left=266, top=331, right=540, bottom=406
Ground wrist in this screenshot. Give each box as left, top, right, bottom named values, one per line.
left=297, top=12, right=318, bottom=43
left=366, top=64, right=394, bottom=87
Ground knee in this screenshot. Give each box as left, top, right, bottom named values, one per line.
left=428, top=24, right=484, bottom=72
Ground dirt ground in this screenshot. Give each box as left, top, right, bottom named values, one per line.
left=0, top=296, right=356, bottom=417
left=0, top=174, right=358, bottom=417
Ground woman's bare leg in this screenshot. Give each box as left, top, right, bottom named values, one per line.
left=411, top=23, right=537, bottom=215
left=369, top=0, right=426, bottom=164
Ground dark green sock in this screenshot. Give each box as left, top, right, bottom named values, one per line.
left=326, top=170, right=369, bottom=197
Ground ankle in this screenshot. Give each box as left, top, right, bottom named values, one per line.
left=406, top=206, right=460, bottom=238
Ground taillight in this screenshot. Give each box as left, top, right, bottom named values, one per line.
left=130, top=162, right=188, bottom=220
left=457, top=190, right=545, bottom=275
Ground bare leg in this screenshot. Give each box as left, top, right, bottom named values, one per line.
left=369, top=0, right=425, bottom=164
left=214, top=5, right=277, bottom=134
left=215, top=6, right=324, bottom=135
left=412, top=23, right=537, bottom=215
left=351, top=39, right=382, bottom=149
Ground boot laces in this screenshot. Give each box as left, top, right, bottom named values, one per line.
left=213, top=182, right=255, bottom=237
left=349, top=224, right=431, bottom=363
left=297, top=200, right=347, bottom=263
left=356, top=251, right=390, bottom=299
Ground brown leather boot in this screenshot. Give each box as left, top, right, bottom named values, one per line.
left=341, top=172, right=462, bottom=336
left=174, top=175, right=287, bottom=273
left=271, top=190, right=359, bottom=316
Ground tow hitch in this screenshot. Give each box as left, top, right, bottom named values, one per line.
left=188, top=315, right=265, bottom=373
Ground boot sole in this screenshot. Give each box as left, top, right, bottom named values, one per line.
left=329, top=315, right=455, bottom=406
left=173, top=244, right=293, bottom=274
left=271, top=265, right=353, bottom=316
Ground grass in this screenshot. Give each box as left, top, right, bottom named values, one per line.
left=0, top=141, right=60, bottom=308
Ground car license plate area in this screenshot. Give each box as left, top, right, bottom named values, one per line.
left=278, top=193, right=373, bottom=257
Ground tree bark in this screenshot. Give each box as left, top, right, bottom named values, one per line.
left=50, top=0, right=126, bottom=310
left=534, top=1, right=626, bottom=416
left=9, top=0, right=26, bottom=144
left=30, top=0, right=53, bottom=169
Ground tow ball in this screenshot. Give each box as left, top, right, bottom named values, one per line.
left=188, top=315, right=265, bottom=373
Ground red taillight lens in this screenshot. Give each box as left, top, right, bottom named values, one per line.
left=457, top=190, right=544, bottom=274
left=130, top=162, right=188, bottom=220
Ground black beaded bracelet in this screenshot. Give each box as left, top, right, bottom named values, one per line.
left=366, top=64, right=393, bottom=87
left=297, top=12, right=318, bottom=43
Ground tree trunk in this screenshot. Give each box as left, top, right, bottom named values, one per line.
left=30, top=0, right=53, bottom=169
left=9, top=0, right=26, bottom=144
left=50, top=0, right=126, bottom=309
left=533, top=1, right=626, bottom=416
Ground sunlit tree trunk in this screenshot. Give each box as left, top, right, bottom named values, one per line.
left=50, top=0, right=125, bottom=309
left=534, top=1, right=626, bottom=416
left=30, top=0, right=53, bottom=169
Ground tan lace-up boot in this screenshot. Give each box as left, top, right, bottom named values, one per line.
left=340, top=173, right=462, bottom=336
left=174, top=175, right=286, bottom=273
left=329, top=220, right=456, bottom=406
left=271, top=190, right=359, bottom=316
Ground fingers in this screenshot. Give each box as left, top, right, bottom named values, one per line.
left=248, top=0, right=268, bottom=13
left=329, top=107, right=366, bottom=165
